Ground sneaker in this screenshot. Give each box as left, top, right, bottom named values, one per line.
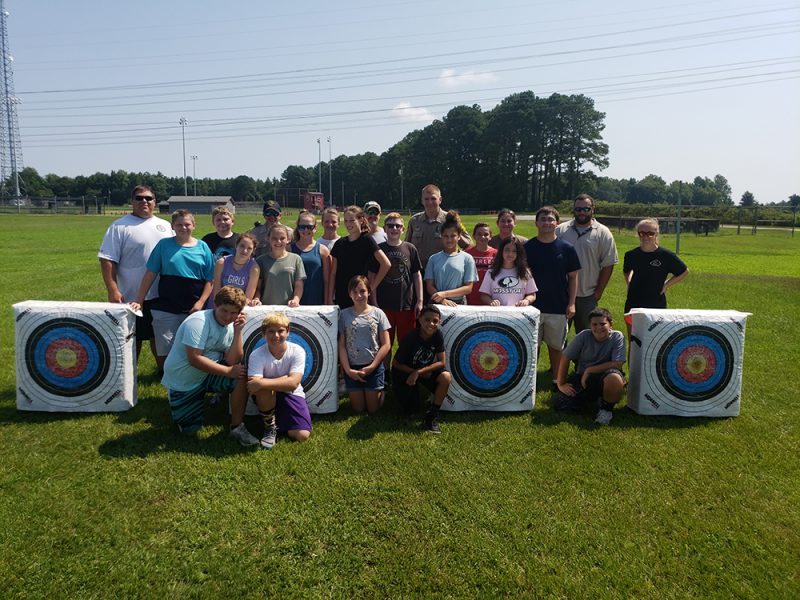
left=260, top=425, right=278, bottom=449
left=229, top=423, right=259, bottom=447
left=594, top=409, right=613, bottom=425
left=424, top=417, right=441, bottom=434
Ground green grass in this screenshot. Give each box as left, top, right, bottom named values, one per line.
left=1, top=215, right=798, bottom=598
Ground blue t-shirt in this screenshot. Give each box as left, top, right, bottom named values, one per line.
left=147, top=238, right=215, bottom=280
left=524, top=237, right=581, bottom=315
left=161, top=309, right=235, bottom=391
left=424, top=250, right=478, bottom=303
left=147, top=238, right=215, bottom=313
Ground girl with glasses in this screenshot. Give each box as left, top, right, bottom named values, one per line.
left=623, top=219, right=689, bottom=337
left=290, top=210, right=330, bottom=306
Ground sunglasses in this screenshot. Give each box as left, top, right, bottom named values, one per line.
left=264, top=211, right=280, bottom=218
left=134, top=195, right=155, bottom=202
left=297, top=223, right=315, bottom=231
left=638, top=231, right=657, bottom=238
left=573, top=206, right=592, bottom=213
left=385, top=223, right=403, bottom=229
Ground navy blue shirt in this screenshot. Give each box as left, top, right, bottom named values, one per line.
left=524, top=237, right=581, bottom=314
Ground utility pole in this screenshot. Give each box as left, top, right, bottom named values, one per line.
left=191, top=155, right=198, bottom=196
left=327, top=136, right=332, bottom=207
left=316, top=138, right=322, bottom=193
left=179, top=117, right=188, bottom=196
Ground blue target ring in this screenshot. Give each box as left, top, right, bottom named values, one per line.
left=243, top=322, right=321, bottom=390
left=450, top=322, right=527, bottom=398
left=25, top=318, right=111, bottom=397
left=656, top=326, right=734, bottom=402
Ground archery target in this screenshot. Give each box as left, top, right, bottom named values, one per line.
left=627, top=309, right=750, bottom=417
left=241, top=305, right=339, bottom=414
left=437, top=306, right=539, bottom=411
left=14, top=301, right=138, bottom=412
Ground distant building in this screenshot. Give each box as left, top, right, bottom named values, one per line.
left=160, top=196, right=235, bottom=215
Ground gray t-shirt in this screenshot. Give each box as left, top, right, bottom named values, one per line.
left=564, top=329, right=626, bottom=374
left=256, top=252, right=306, bottom=305
left=338, top=306, right=390, bottom=366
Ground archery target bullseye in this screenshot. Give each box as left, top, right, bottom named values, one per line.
left=241, top=305, right=339, bottom=414
left=28, top=318, right=111, bottom=397
left=438, top=306, right=539, bottom=411
left=627, top=309, right=750, bottom=417
left=451, top=323, right=525, bottom=399
left=14, top=302, right=138, bottom=412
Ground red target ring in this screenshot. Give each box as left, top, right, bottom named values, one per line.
left=675, top=345, right=717, bottom=383
left=45, top=338, right=89, bottom=379
left=468, top=341, right=509, bottom=380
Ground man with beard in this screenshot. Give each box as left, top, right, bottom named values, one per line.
left=555, top=194, right=617, bottom=334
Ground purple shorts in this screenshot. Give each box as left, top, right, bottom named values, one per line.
left=276, top=392, right=312, bottom=433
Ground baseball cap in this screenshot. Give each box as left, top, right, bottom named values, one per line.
left=363, top=201, right=381, bottom=216
left=263, top=200, right=282, bottom=217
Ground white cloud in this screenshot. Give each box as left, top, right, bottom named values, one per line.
left=438, top=68, right=498, bottom=89
left=392, top=102, right=435, bottom=123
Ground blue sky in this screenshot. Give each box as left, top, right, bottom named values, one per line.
left=8, top=0, right=800, bottom=203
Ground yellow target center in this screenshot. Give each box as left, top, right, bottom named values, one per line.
left=55, top=348, right=78, bottom=369
left=686, top=355, right=707, bottom=375
left=479, top=352, right=500, bottom=371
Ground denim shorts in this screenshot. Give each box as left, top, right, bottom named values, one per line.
left=344, top=363, right=385, bottom=391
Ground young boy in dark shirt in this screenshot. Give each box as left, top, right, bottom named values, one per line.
left=391, top=304, right=452, bottom=433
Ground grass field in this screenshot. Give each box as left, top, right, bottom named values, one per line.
left=1, top=214, right=798, bottom=598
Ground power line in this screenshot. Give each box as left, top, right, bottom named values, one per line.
left=18, top=6, right=799, bottom=96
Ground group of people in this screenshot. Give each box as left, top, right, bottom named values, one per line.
left=98, top=184, right=688, bottom=447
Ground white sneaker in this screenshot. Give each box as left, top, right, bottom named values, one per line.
left=229, top=423, right=259, bottom=446
left=261, top=425, right=278, bottom=450
left=594, top=409, right=613, bottom=425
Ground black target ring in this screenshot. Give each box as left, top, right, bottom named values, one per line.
left=450, top=321, right=528, bottom=400
left=655, top=325, right=735, bottom=402
left=25, top=318, right=112, bottom=398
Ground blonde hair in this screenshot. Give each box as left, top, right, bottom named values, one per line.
left=260, top=312, right=290, bottom=334
left=636, top=218, right=660, bottom=233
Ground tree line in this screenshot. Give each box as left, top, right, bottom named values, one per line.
left=7, top=90, right=797, bottom=209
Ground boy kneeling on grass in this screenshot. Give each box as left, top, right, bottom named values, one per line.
left=161, top=285, right=259, bottom=445
left=553, top=307, right=626, bottom=425
left=391, top=304, right=452, bottom=434
left=246, top=312, right=312, bottom=449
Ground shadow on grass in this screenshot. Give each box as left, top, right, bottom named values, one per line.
left=529, top=400, right=725, bottom=431
left=98, top=425, right=256, bottom=459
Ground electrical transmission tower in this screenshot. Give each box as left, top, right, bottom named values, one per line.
left=0, top=0, right=22, bottom=199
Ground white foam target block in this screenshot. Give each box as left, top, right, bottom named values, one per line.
left=241, top=305, right=339, bottom=414
left=437, top=306, right=539, bottom=412
left=14, top=301, right=138, bottom=412
left=626, top=308, right=751, bottom=417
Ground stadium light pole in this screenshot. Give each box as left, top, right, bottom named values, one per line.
left=327, top=136, right=332, bottom=207
left=316, top=138, right=322, bottom=195
left=399, top=165, right=404, bottom=211
left=179, top=117, right=188, bottom=196
left=191, top=155, right=198, bottom=196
